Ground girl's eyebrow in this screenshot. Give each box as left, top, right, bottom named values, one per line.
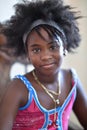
left=30, top=43, right=41, bottom=47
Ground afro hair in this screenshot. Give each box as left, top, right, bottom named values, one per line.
left=1, top=0, right=82, bottom=58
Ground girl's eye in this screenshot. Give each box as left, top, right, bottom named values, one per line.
left=50, top=45, right=57, bottom=50
left=32, top=48, right=41, bottom=53
left=50, top=44, right=60, bottom=51
left=49, top=41, right=61, bottom=51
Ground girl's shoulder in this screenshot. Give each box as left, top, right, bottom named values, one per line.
left=60, top=68, right=78, bottom=90
left=61, top=68, right=77, bottom=80
left=5, top=74, right=31, bottom=108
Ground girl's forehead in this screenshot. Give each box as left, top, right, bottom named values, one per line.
left=28, top=27, right=60, bottom=42
left=28, top=27, right=63, bottom=47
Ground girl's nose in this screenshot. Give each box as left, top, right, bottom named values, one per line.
left=40, top=50, right=52, bottom=61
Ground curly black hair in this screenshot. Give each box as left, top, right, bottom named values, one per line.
left=1, top=0, right=81, bottom=58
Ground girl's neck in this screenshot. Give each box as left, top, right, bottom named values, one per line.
left=34, top=69, right=61, bottom=84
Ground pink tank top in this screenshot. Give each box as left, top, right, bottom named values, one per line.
left=12, top=69, right=77, bottom=130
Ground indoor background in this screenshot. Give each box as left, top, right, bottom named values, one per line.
left=0, top=0, right=87, bottom=129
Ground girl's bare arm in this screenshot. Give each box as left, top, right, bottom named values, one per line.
left=73, top=77, right=87, bottom=129
left=0, top=79, right=28, bottom=130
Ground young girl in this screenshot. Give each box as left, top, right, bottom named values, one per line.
left=0, top=0, right=87, bottom=129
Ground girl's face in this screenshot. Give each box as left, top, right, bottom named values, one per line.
left=27, top=27, right=64, bottom=75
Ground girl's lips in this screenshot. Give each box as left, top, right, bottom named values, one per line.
left=41, top=63, right=55, bottom=69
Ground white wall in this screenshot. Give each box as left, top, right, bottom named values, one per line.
left=0, top=0, right=18, bottom=22
left=64, top=0, right=87, bottom=92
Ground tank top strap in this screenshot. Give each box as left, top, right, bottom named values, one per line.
left=13, top=75, right=33, bottom=110
left=59, top=68, right=77, bottom=114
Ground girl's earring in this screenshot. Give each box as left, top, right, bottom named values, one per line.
left=63, top=49, right=68, bottom=56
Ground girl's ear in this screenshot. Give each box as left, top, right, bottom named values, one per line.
left=63, top=49, right=68, bottom=56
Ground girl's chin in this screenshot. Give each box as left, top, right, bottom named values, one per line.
left=39, top=68, right=60, bottom=76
